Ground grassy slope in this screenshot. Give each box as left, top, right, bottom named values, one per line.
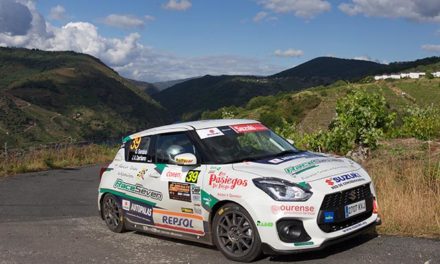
left=205, top=78, right=440, bottom=133
left=0, top=48, right=170, bottom=147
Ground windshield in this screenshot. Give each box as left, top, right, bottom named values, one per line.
left=196, top=123, right=299, bottom=164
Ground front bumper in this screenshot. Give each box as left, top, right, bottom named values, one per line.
left=253, top=182, right=379, bottom=252
left=262, top=217, right=379, bottom=255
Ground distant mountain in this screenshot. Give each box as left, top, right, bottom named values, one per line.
left=128, top=79, right=160, bottom=95
left=153, top=77, right=198, bottom=91
left=153, top=57, right=386, bottom=120
left=153, top=56, right=440, bottom=121
left=0, top=47, right=170, bottom=147
left=271, top=57, right=386, bottom=80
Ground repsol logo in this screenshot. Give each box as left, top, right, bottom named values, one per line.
left=162, top=216, right=194, bottom=228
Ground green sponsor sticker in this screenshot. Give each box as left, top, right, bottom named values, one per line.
left=284, top=160, right=318, bottom=175
left=294, top=241, right=314, bottom=246
left=256, top=221, right=273, bottom=227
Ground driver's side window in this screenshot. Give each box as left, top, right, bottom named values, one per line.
left=155, top=133, right=197, bottom=164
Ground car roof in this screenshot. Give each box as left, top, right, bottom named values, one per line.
left=125, top=119, right=260, bottom=140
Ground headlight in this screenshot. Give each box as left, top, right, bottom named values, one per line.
left=253, top=178, right=312, bottom=201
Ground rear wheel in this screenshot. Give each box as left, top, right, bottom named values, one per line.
left=102, top=194, right=126, bottom=233
left=212, top=203, right=262, bottom=262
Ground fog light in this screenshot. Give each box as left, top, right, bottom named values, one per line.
left=277, top=219, right=311, bottom=243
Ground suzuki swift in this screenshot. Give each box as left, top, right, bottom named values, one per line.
left=98, top=119, right=381, bottom=262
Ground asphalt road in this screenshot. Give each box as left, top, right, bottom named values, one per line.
left=0, top=165, right=438, bottom=264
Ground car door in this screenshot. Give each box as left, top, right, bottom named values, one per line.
left=115, top=135, right=160, bottom=227
left=148, top=132, right=208, bottom=237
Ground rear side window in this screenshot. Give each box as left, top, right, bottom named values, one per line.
left=155, top=133, right=197, bottom=164
left=125, top=136, right=152, bottom=163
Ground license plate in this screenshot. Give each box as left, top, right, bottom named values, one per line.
left=344, top=200, right=366, bottom=218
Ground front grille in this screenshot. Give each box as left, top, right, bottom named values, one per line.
left=318, top=183, right=374, bottom=233
left=321, top=183, right=372, bottom=210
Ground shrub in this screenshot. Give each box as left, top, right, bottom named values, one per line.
left=397, top=105, right=440, bottom=140
left=310, top=89, right=395, bottom=154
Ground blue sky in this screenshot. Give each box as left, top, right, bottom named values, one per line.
left=0, top=0, right=439, bottom=81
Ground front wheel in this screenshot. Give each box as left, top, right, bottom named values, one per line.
left=212, top=203, right=263, bottom=262
left=102, top=194, right=126, bottom=233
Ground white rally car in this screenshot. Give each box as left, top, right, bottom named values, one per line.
left=98, top=119, right=381, bottom=262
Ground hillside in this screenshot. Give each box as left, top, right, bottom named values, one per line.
left=202, top=77, right=440, bottom=134
left=0, top=47, right=170, bottom=147
left=154, top=56, right=440, bottom=121
left=271, top=57, right=386, bottom=80
left=128, top=79, right=160, bottom=95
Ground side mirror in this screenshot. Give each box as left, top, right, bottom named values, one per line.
left=287, top=139, right=294, bottom=145
left=173, top=153, right=197, bottom=166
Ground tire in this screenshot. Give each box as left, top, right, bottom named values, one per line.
left=102, top=194, right=126, bottom=233
left=212, top=203, right=263, bottom=262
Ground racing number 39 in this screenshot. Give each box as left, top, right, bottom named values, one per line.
left=185, top=170, right=200, bottom=183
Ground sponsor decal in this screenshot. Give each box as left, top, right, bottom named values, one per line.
left=185, top=170, right=200, bottom=183
left=230, top=123, right=268, bottom=133
left=342, top=221, right=368, bottom=233
left=294, top=241, right=314, bottom=246
left=154, top=163, right=168, bottom=174
left=175, top=157, right=194, bottom=164
left=136, top=168, right=147, bottom=181
left=181, top=207, right=194, bottom=214
left=191, top=185, right=201, bottom=202
left=153, top=209, right=205, bottom=235
left=130, top=137, right=142, bottom=150
left=284, top=160, right=318, bottom=175
left=193, top=205, right=202, bottom=215
left=325, top=172, right=365, bottom=190
left=117, top=171, right=133, bottom=178
left=166, top=171, right=183, bottom=179
left=208, top=173, right=248, bottom=190
left=324, top=211, right=335, bottom=223
left=258, top=152, right=324, bottom=165
left=122, top=199, right=130, bottom=210
left=121, top=198, right=154, bottom=225
left=197, top=128, right=224, bottom=139
left=256, top=221, right=273, bottom=227
left=169, top=182, right=192, bottom=202
left=271, top=205, right=315, bottom=215
left=208, top=166, right=222, bottom=173
left=201, top=190, right=219, bottom=209
left=113, top=179, right=163, bottom=201
left=217, top=193, right=242, bottom=199
left=285, top=159, right=345, bottom=176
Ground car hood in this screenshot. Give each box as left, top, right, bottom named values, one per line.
left=232, top=151, right=362, bottom=183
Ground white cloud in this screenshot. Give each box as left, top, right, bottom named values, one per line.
left=0, top=1, right=281, bottom=82
left=163, top=0, right=192, bottom=11
left=144, top=15, right=155, bottom=21
left=353, top=55, right=372, bottom=61
left=253, top=11, right=278, bottom=22
left=49, top=5, right=66, bottom=21
left=274, top=48, right=304, bottom=57
left=259, top=0, right=331, bottom=19
left=421, top=44, right=440, bottom=53
left=339, top=0, right=440, bottom=22
left=102, top=14, right=145, bottom=29
left=253, top=11, right=268, bottom=22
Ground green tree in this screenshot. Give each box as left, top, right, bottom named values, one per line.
left=314, top=89, right=395, bottom=154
